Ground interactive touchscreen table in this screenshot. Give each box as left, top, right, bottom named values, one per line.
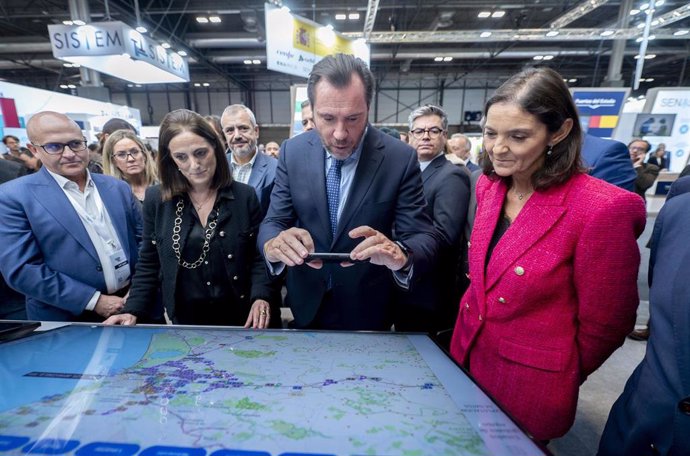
left=0, top=325, right=550, bottom=456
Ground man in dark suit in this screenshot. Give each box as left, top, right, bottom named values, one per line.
left=0, top=111, right=142, bottom=322
left=598, top=191, right=690, bottom=455
left=581, top=134, right=636, bottom=191
left=221, top=104, right=277, bottom=218
left=395, top=105, right=470, bottom=334
left=258, top=53, right=438, bottom=331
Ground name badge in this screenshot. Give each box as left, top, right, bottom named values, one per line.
left=110, top=249, right=130, bottom=289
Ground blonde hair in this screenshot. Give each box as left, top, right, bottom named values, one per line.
left=103, top=130, right=158, bottom=186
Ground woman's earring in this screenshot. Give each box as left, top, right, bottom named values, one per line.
left=546, top=144, right=553, bottom=156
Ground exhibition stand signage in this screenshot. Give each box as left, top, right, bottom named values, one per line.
left=265, top=3, right=370, bottom=78
left=48, top=22, right=190, bottom=84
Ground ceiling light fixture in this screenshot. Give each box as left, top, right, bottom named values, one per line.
left=434, top=57, right=443, bottom=62
left=348, top=13, right=360, bottom=20
left=243, top=59, right=252, bottom=64
left=202, top=82, right=210, bottom=87
left=73, top=20, right=86, bottom=26
left=135, top=25, right=147, bottom=33
left=335, top=14, right=347, bottom=20
left=194, top=83, right=201, bottom=87
left=673, top=30, right=689, bottom=36
left=546, top=30, right=559, bottom=37
left=542, top=55, right=554, bottom=60
left=196, top=17, right=209, bottom=23
left=478, top=12, right=491, bottom=18
left=252, top=59, right=261, bottom=64
left=161, top=42, right=171, bottom=49
left=480, top=31, right=492, bottom=38
left=62, top=20, right=73, bottom=25
left=568, top=78, right=577, bottom=82
left=177, top=50, right=188, bottom=57
left=491, top=11, right=505, bottom=18
left=533, top=55, right=544, bottom=60
left=600, top=30, right=615, bottom=36
left=443, top=56, right=453, bottom=62
left=630, top=9, right=640, bottom=15
left=209, top=16, right=222, bottom=23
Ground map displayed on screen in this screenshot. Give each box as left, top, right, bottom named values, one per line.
left=0, top=326, right=547, bottom=456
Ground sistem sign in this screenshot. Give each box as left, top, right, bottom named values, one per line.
left=48, top=22, right=189, bottom=84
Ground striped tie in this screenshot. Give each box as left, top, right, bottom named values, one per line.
left=326, top=159, right=344, bottom=238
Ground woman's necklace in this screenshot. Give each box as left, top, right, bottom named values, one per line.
left=189, top=190, right=216, bottom=211
left=513, top=188, right=534, bottom=201
left=172, top=198, right=219, bottom=269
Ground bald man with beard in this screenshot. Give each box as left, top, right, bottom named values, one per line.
left=0, top=111, right=142, bottom=322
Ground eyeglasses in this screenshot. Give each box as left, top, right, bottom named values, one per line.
left=410, top=127, right=444, bottom=139
left=113, top=148, right=142, bottom=161
left=32, top=139, right=87, bottom=155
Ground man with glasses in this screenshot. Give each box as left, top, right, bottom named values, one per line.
left=259, top=54, right=437, bottom=331
left=395, top=105, right=470, bottom=336
left=0, top=111, right=142, bottom=322
left=628, top=138, right=660, bottom=200
left=221, top=104, right=277, bottom=218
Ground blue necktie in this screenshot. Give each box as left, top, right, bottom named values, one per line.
left=326, top=159, right=344, bottom=238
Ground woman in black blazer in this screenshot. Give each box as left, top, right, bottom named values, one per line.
left=105, top=109, right=278, bottom=328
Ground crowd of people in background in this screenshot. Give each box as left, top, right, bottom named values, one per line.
left=1, top=53, right=688, bottom=453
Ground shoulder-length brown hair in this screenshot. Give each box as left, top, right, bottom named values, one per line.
left=102, top=130, right=158, bottom=186
left=482, top=67, right=585, bottom=190
left=158, top=109, right=232, bottom=201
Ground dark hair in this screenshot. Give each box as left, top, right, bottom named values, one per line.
left=2, top=135, right=19, bottom=145
left=102, top=118, right=136, bottom=136
left=204, top=114, right=227, bottom=149
left=301, top=99, right=311, bottom=109
left=378, top=127, right=401, bottom=139
left=158, top=109, right=232, bottom=201
left=628, top=138, right=651, bottom=153
left=307, top=53, right=375, bottom=108
left=482, top=67, right=585, bottom=190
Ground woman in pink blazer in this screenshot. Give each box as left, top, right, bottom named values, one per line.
left=450, top=67, right=647, bottom=441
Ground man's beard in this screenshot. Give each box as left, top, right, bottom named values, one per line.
left=232, top=141, right=256, bottom=160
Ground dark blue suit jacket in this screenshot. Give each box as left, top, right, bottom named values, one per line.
left=667, top=175, right=690, bottom=200
left=598, top=192, right=690, bottom=455
left=582, top=134, right=635, bottom=192
left=258, top=127, right=438, bottom=330
left=0, top=167, right=142, bottom=321
left=395, top=154, right=470, bottom=332
left=226, top=151, right=277, bottom=218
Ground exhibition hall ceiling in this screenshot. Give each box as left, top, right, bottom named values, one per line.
left=1, top=0, right=689, bottom=95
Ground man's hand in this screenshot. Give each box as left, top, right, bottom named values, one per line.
left=94, top=294, right=125, bottom=318
left=244, top=299, right=272, bottom=329
left=264, top=228, right=322, bottom=269
left=632, top=153, right=645, bottom=168
left=103, top=313, right=137, bottom=325
left=349, top=226, right=408, bottom=271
